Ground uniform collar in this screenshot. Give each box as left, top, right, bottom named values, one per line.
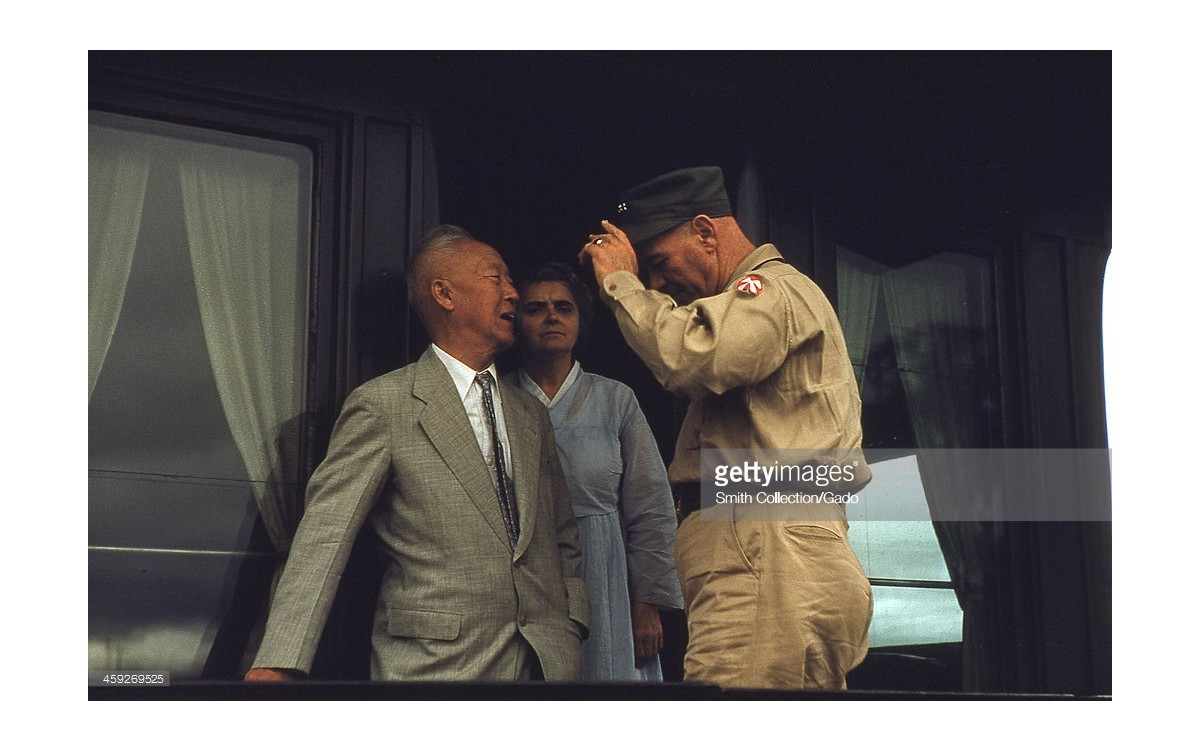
left=723, top=243, right=784, bottom=291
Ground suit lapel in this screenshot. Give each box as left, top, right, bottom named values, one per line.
left=501, top=380, right=542, bottom=558
left=412, top=349, right=512, bottom=550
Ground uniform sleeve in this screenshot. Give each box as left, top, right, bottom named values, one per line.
left=615, top=386, right=685, bottom=609
left=250, top=386, right=392, bottom=674
left=599, top=269, right=805, bottom=399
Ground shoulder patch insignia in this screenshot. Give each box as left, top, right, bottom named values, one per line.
left=736, top=275, right=764, bottom=296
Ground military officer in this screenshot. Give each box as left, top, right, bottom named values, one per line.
left=578, top=166, right=873, bottom=690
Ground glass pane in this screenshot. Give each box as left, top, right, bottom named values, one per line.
left=847, top=454, right=963, bottom=645
left=88, top=111, right=312, bottom=679
left=866, top=586, right=963, bottom=648
left=847, top=455, right=952, bottom=581
left=89, top=548, right=276, bottom=678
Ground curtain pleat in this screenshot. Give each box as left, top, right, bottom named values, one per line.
left=178, top=143, right=305, bottom=549
left=88, top=129, right=150, bottom=397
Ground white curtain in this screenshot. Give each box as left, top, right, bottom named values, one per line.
left=178, top=143, right=305, bottom=548
left=88, top=128, right=150, bottom=397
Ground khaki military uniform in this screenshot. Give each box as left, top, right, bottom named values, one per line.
left=600, top=243, right=873, bottom=690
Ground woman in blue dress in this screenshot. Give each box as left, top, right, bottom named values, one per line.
left=504, top=262, right=684, bottom=681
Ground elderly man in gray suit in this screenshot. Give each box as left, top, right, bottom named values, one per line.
left=246, top=226, right=588, bottom=682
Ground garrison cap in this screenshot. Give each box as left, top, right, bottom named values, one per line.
left=615, top=166, right=732, bottom=246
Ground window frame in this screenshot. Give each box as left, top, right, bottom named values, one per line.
left=90, top=70, right=352, bottom=479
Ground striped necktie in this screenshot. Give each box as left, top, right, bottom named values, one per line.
left=475, top=372, right=518, bottom=546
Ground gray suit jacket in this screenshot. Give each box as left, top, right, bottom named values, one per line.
left=252, top=347, right=588, bottom=680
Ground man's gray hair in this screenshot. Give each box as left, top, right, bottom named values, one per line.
left=418, top=224, right=474, bottom=255
left=408, top=224, right=476, bottom=327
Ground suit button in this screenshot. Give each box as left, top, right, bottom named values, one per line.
left=518, top=614, right=528, bottom=627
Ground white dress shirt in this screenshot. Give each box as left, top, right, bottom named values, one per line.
left=430, top=344, right=513, bottom=489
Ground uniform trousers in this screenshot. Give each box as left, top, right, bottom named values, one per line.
left=674, top=507, right=873, bottom=689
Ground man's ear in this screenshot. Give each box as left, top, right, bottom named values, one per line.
left=431, top=278, right=455, bottom=311
left=692, top=215, right=718, bottom=252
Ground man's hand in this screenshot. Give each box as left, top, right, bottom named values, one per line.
left=244, top=667, right=301, bottom=681
left=578, top=219, right=639, bottom=288
left=631, top=600, right=664, bottom=669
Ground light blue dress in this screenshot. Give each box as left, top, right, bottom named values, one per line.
left=505, top=362, right=684, bottom=681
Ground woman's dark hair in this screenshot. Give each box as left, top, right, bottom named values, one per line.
left=515, top=261, right=595, bottom=351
